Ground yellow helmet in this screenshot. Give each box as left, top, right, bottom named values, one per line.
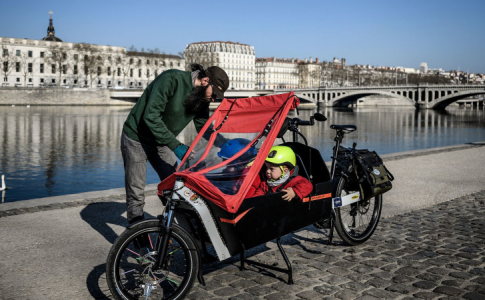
left=265, top=146, right=296, bottom=169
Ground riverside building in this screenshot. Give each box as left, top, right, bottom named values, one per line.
left=183, top=41, right=255, bottom=90
left=255, top=57, right=299, bottom=90
left=0, top=12, right=184, bottom=89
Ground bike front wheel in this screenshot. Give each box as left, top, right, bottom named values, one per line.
left=106, top=220, right=199, bottom=300
left=333, top=177, right=382, bottom=245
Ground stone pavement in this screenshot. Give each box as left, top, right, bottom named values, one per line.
left=0, top=143, right=484, bottom=299
left=187, top=190, right=485, bottom=300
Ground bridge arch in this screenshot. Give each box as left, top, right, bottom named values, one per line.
left=328, top=90, right=415, bottom=107
left=428, top=90, right=485, bottom=109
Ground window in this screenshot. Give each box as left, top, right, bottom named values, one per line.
left=130, top=69, right=133, bottom=77
left=74, top=65, right=78, bottom=75
left=147, top=69, right=150, bottom=77
left=129, top=58, right=133, bottom=64
left=62, top=53, right=67, bottom=60
left=40, top=63, right=44, bottom=73
left=28, top=78, right=32, bottom=82
left=28, top=51, right=33, bottom=58
left=74, top=79, right=78, bottom=84
left=107, top=67, right=111, bottom=76
left=16, top=78, right=20, bottom=82
left=117, top=68, right=121, bottom=76
left=28, top=63, right=32, bottom=73
left=52, top=79, right=56, bottom=83
left=84, top=66, right=88, bottom=75
left=63, top=79, right=66, bottom=84
left=52, top=64, right=56, bottom=74
left=2, top=49, right=7, bottom=56
left=16, top=50, right=21, bottom=56
left=52, top=52, right=56, bottom=58
left=97, top=66, right=101, bottom=76
left=40, top=52, right=44, bottom=58
left=16, top=62, right=20, bottom=72
left=74, top=54, right=78, bottom=60
left=63, top=65, right=67, bottom=74
left=147, top=60, right=150, bottom=65
left=170, top=62, right=173, bottom=67
left=138, top=69, right=141, bottom=77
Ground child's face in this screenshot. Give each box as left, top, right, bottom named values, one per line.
left=265, top=162, right=288, bottom=180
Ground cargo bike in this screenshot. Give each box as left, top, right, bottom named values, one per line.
left=106, top=92, right=394, bottom=299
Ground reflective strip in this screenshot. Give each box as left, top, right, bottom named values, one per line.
left=220, top=208, right=253, bottom=224
left=302, top=193, right=332, bottom=202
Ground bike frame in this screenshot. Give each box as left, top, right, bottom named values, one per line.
left=153, top=116, right=362, bottom=283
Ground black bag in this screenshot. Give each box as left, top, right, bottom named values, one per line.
left=353, top=150, right=394, bottom=200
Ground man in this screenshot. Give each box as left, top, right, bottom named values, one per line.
left=121, top=64, right=229, bottom=224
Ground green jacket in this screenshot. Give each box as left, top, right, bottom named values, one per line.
left=123, top=69, right=209, bottom=150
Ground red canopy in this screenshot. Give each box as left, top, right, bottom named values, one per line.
left=158, top=92, right=299, bottom=213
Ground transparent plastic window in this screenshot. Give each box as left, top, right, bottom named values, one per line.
left=179, top=122, right=267, bottom=195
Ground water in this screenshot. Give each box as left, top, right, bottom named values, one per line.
left=1, top=105, right=484, bottom=203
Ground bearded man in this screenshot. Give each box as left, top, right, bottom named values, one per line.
left=121, top=64, right=229, bottom=224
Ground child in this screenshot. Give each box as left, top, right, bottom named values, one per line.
left=247, top=146, right=313, bottom=201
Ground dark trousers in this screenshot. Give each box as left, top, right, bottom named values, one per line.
left=121, top=131, right=177, bottom=224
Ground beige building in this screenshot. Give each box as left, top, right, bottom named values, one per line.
left=184, top=41, right=255, bottom=90
left=255, top=57, right=299, bottom=90
left=1, top=12, right=184, bottom=89
left=298, top=58, right=322, bottom=88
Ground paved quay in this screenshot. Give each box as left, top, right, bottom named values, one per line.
left=0, top=143, right=484, bottom=299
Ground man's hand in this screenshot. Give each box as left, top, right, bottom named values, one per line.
left=282, top=187, right=296, bottom=201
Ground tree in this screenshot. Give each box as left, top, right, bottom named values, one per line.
left=19, top=52, right=37, bottom=86
left=0, top=45, right=18, bottom=86
left=74, top=43, right=105, bottom=88
left=118, top=51, right=134, bottom=87
left=47, top=44, right=70, bottom=87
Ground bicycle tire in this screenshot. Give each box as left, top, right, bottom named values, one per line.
left=106, top=220, right=199, bottom=300
left=333, top=176, right=382, bottom=245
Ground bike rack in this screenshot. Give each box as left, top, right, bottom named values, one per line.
left=239, top=237, right=294, bottom=284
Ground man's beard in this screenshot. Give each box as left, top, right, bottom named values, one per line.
left=184, top=86, right=210, bottom=115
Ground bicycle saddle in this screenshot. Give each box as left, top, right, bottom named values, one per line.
left=330, top=124, right=357, bottom=132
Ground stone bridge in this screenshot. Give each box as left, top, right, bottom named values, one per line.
left=282, top=85, right=485, bottom=109
left=110, top=85, right=485, bottom=109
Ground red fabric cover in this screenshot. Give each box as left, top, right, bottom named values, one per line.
left=250, top=175, right=314, bottom=200
left=158, top=92, right=299, bottom=213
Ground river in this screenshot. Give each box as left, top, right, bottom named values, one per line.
left=0, top=104, right=484, bottom=203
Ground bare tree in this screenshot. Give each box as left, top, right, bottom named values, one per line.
left=19, top=52, right=37, bottom=86
left=119, top=52, right=134, bottom=87
left=0, top=45, right=18, bottom=86
left=74, top=43, right=105, bottom=88
left=47, top=44, right=70, bottom=87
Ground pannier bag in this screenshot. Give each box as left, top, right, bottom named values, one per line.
left=353, top=150, right=394, bottom=200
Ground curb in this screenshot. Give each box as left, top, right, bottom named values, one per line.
left=0, top=142, right=484, bottom=217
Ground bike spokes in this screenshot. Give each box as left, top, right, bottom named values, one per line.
left=116, top=231, right=189, bottom=299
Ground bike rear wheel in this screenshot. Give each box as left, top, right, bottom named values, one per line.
left=106, top=220, right=199, bottom=300
left=334, top=177, right=382, bottom=245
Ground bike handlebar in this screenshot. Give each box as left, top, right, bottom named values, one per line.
left=289, top=113, right=327, bottom=127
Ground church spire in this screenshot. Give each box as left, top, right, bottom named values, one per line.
left=47, top=10, right=55, bottom=36
left=42, top=10, right=63, bottom=42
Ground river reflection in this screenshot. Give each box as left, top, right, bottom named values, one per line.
left=0, top=105, right=484, bottom=203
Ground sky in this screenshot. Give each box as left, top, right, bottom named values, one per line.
left=1, top=0, right=484, bottom=73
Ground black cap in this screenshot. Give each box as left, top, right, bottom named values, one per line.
left=206, top=66, right=229, bottom=99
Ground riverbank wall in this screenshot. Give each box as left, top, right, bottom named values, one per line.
left=0, top=87, right=133, bottom=105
